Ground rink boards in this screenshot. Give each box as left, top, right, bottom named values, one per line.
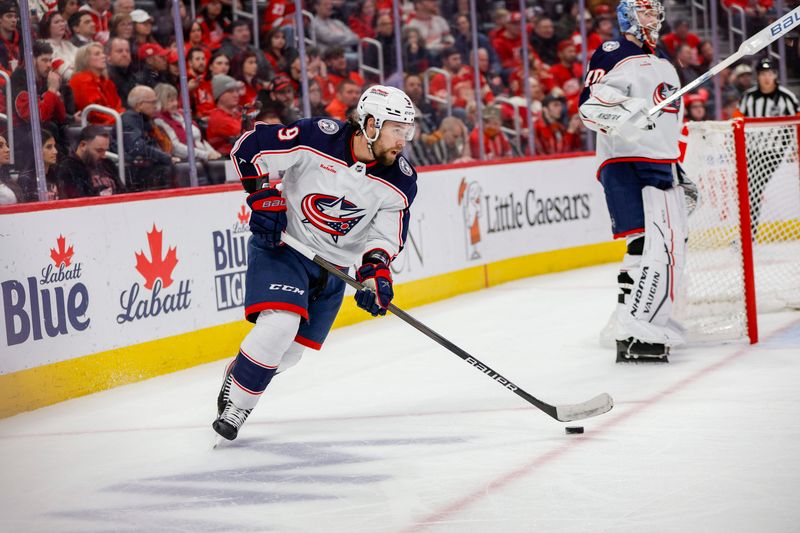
left=0, top=154, right=623, bottom=417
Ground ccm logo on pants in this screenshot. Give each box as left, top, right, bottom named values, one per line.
left=269, top=284, right=305, bottom=295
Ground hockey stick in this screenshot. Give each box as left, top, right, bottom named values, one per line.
left=649, top=5, right=800, bottom=116
left=281, top=232, right=614, bottom=422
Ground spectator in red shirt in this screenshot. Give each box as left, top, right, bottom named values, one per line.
left=325, top=78, right=360, bottom=120
left=187, top=46, right=215, bottom=117
left=69, top=41, right=124, bottom=124
left=231, top=50, right=269, bottom=107
left=348, top=0, right=377, bottom=40
left=78, top=0, right=111, bottom=43
left=469, top=105, right=511, bottom=160
left=0, top=1, right=18, bottom=76
left=534, top=95, right=581, bottom=155
left=586, top=15, right=614, bottom=59
left=661, top=19, right=700, bottom=59
left=429, top=47, right=471, bottom=109
left=546, top=40, right=582, bottom=93
left=261, top=0, right=294, bottom=34
left=323, top=46, right=364, bottom=93
left=491, top=11, right=531, bottom=73
left=11, top=40, right=68, bottom=177
left=196, top=0, right=230, bottom=50
left=184, top=21, right=211, bottom=63
left=206, top=74, right=243, bottom=155
left=262, top=27, right=287, bottom=74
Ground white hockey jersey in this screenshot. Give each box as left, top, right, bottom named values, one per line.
left=231, top=118, right=417, bottom=267
left=579, top=39, right=683, bottom=175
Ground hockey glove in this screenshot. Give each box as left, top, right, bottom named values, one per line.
left=675, top=163, right=699, bottom=215
left=246, top=187, right=287, bottom=248
left=354, top=261, right=393, bottom=316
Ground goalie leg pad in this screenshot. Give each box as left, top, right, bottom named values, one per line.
left=229, top=310, right=301, bottom=409
left=616, top=186, right=687, bottom=346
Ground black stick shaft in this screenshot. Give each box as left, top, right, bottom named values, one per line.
left=308, top=252, right=559, bottom=420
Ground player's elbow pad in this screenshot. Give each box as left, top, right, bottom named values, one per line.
left=579, top=93, right=647, bottom=132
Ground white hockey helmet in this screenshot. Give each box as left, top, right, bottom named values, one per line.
left=356, top=85, right=416, bottom=143
left=617, top=0, right=664, bottom=48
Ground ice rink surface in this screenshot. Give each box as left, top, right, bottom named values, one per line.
left=1, top=263, right=799, bottom=533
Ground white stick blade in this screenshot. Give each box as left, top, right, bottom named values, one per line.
left=555, top=393, right=614, bottom=422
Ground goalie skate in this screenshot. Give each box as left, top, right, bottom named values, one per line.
left=616, top=337, right=670, bottom=363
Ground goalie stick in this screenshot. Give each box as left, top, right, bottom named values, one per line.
left=281, top=232, right=614, bottom=423
left=649, top=5, right=800, bottom=116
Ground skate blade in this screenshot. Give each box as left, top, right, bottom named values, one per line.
left=212, top=432, right=225, bottom=449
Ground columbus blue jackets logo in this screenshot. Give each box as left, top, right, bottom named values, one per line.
left=318, top=119, right=339, bottom=134
left=652, top=82, right=681, bottom=114
left=301, top=194, right=365, bottom=242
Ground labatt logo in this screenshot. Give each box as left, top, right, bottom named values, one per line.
left=2, top=235, right=90, bottom=346
left=117, top=225, right=191, bottom=323
left=212, top=205, right=249, bottom=311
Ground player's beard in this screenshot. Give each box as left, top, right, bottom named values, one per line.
left=371, top=138, right=400, bottom=166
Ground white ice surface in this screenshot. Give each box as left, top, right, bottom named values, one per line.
left=1, top=263, right=799, bottom=533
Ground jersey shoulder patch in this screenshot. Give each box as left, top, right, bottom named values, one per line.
left=317, top=118, right=340, bottom=135
left=398, top=156, right=413, bottom=176
left=602, top=41, right=620, bottom=52
left=590, top=39, right=649, bottom=72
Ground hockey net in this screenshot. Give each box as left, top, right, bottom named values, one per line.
left=678, top=117, right=800, bottom=343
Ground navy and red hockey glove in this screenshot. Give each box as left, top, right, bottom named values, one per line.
left=246, top=187, right=287, bottom=248
left=354, top=260, right=393, bottom=316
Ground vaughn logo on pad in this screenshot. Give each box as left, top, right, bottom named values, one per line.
left=117, top=224, right=191, bottom=323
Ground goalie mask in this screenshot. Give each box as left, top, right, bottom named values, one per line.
left=356, top=85, right=416, bottom=146
left=617, top=0, right=664, bottom=49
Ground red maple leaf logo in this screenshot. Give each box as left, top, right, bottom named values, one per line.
left=135, top=224, right=179, bottom=290
left=50, top=235, right=74, bottom=267
left=237, top=204, right=250, bottom=225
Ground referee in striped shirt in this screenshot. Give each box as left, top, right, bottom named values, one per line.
left=735, top=58, right=800, bottom=234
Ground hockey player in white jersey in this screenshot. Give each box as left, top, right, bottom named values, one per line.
left=213, top=85, right=417, bottom=440
left=579, top=0, right=688, bottom=362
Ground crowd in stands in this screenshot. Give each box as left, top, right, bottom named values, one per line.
left=0, top=0, right=796, bottom=204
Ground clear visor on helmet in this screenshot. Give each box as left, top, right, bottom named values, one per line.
left=380, top=120, right=416, bottom=142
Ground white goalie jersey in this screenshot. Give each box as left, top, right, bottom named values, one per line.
left=579, top=39, right=683, bottom=174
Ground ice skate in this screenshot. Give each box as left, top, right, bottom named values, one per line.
left=212, top=400, right=252, bottom=441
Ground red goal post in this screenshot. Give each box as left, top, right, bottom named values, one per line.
left=679, top=116, right=800, bottom=344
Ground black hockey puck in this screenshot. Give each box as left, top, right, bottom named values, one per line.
left=565, top=426, right=584, bottom=434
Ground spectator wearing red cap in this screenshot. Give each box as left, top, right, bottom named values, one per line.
left=206, top=74, right=244, bottom=155
left=231, top=50, right=269, bottom=107
left=661, top=19, right=700, bottom=59
left=259, top=73, right=302, bottom=124
left=186, top=46, right=215, bottom=117
left=546, top=40, right=582, bottom=93
left=79, top=0, right=111, bottom=43
left=69, top=41, right=124, bottom=125
left=678, top=92, right=708, bottom=161
left=196, top=0, right=230, bottom=51
left=135, top=42, right=172, bottom=87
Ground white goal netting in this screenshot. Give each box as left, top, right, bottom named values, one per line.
left=678, top=118, right=800, bottom=342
